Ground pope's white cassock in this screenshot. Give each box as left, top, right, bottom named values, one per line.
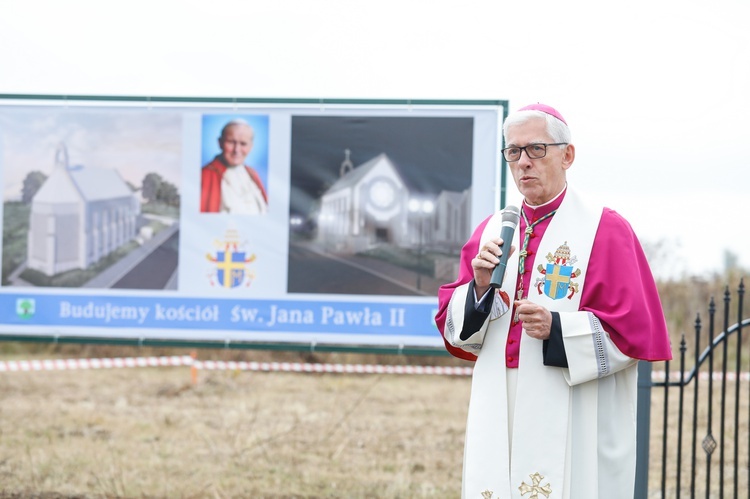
left=435, top=188, right=672, bottom=499
left=221, top=165, right=268, bottom=214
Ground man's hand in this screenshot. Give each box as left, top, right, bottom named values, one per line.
left=473, top=238, right=514, bottom=298
left=514, top=299, right=552, bottom=340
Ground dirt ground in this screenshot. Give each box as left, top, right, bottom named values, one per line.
left=0, top=357, right=470, bottom=498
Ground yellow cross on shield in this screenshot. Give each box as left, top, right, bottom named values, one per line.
left=543, top=263, right=572, bottom=300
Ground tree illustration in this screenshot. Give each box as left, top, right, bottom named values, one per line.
left=141, top=173, right=164, bottom=203
left=142, top=172, right=180, bottom=207
left=21, top=171, right=48, bottom=203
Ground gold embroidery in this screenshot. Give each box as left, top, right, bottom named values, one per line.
left=481, top=490, right=493, bottom=499
left=519, top=472, right=552, bottom=498
left=534, top=241, right=581, bottom=300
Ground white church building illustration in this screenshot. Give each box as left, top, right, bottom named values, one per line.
left=27, top=143, right=140, bottom=276
left=316, top=151, right=471, bottom=255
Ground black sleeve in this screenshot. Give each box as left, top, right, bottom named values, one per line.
left=459, top=280, right=493, bottom=341
left=543, top=311, right=568, bottom=367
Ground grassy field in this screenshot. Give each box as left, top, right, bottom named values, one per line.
left=1, top=344, right=749, bottom=498
left=0, top=349, right=469, bottom=498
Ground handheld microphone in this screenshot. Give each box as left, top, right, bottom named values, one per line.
left=489, top=205, right=520, bottom=289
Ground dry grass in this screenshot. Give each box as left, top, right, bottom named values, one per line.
left=649, top=378, right=750, bottom=498
left=3, top=342, right=750, bottom=498
left=0, top=357, right=469, bottom=498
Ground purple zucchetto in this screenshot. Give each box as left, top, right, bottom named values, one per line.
left=517, top=103, right=567, bottom=125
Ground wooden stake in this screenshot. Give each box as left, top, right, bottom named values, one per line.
left=190, top=349, right=198, bottom=385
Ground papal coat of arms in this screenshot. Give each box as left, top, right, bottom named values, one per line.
left=534, top=241, right=581, bottom=300
left=206, top=229, right=256, bottom=288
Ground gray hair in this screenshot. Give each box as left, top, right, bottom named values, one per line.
left=502, top=110, right=571, bottom=145
left=220, top=119, right=254, bottom=140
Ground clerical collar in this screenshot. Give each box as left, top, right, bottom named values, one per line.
left=218, top=155, right=244, bottom=168
left=522, top=186, right=567, bottom=219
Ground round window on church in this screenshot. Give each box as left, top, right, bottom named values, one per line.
left=367, top=177, right=398, bottom=211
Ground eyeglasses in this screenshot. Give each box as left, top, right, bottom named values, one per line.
left=501, top=143, right=568, bottom=162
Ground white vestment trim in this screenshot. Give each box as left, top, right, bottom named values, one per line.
left=460, top=189, right=640, bottom=499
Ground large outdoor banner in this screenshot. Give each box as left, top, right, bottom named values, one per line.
left=0, top=97, right=505, bottom=349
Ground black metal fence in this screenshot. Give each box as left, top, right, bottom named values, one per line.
left=636, top=280, right=748, bottom=497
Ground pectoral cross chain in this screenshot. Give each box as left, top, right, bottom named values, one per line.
left=513, top=209, right=556, bottom=323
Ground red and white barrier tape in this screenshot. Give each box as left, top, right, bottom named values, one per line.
left=0, top=356, right=472, bottom=376
left=194, top=360, right=473, bottom=376
left=650, top=370, right=750, bottom=382
left=0, top=356, right=748, bottom=380
left=0, top=355, right=193, bottom=372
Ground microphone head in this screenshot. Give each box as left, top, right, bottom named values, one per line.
left=502, top=205, right=520, bottom=225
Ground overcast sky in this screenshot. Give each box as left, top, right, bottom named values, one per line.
left=0, top=0, right=748, bottom=279
left=0, top=109, right=182, bottom=198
